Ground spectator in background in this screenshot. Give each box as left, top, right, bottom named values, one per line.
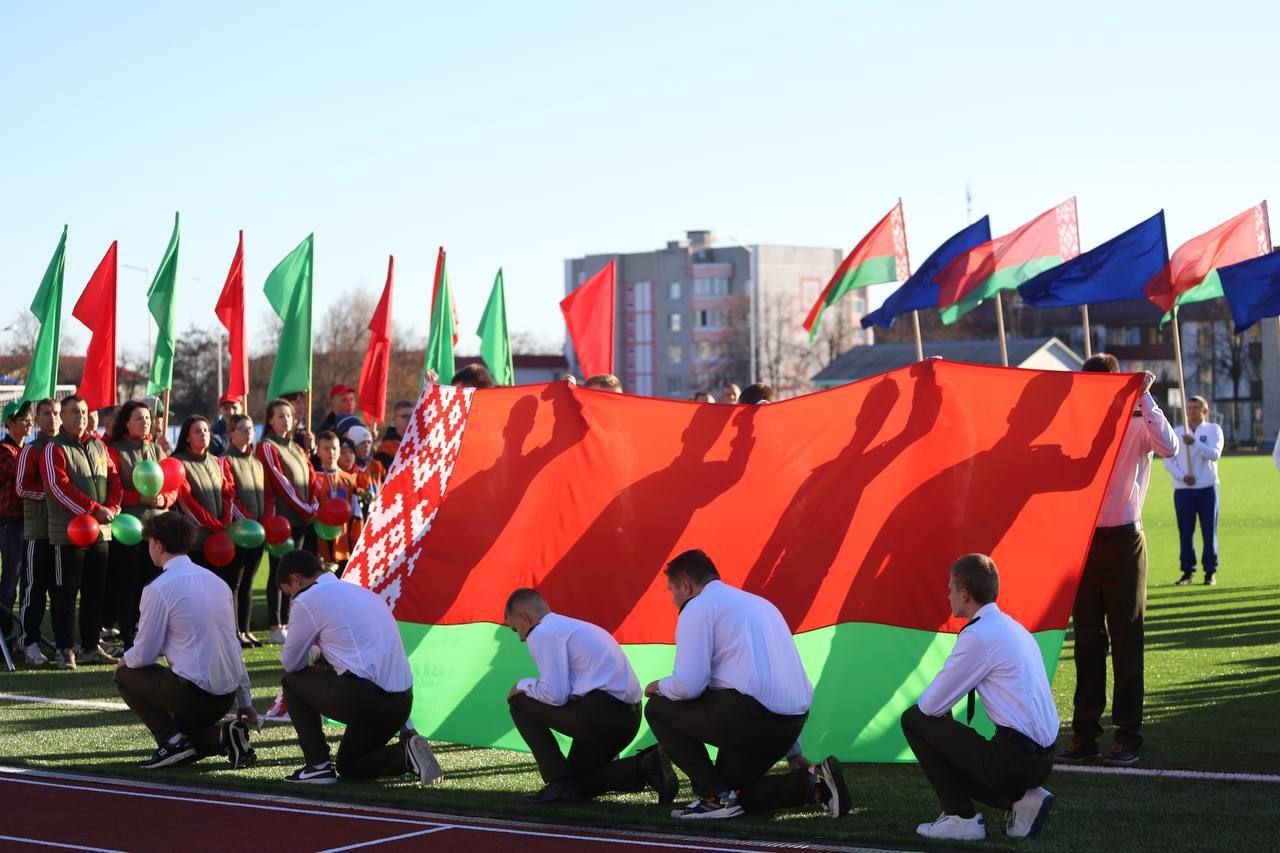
left=557, top=373, right=578, bottom=387
left=690, top=392, right=716, bottom=403
left=374, top=400, right=413, bottom=470
left=1273, top=434, right=1280, bottom=471
left=0, top=401, right=33, bottom=645
left=721, top=384, right=741, bottom=404
left=738, top=383, right=775, bottom=405
left=346, top=426, right=385, bottom=516
left=17, top=398, right=59, bottom=665
left=209, top=395, right=243, bottom=457
left=98, top=406, right=119, bottom=440
left=452, top=363, right=495, bottom=389
left=1163, top=396, right=1225, bottom=586
left=172, top=416, right=238, bottom=583
left=224, top=413, right=267, bottom=648
left=281, top=392, right=317, bottom=459
left=317, top=384, right=365, bottom=441
left=313, top=431, right=362, bottom=577
left=584, top=374, right=623, bottom=393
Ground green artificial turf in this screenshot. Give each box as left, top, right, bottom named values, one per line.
left=1, top=456, right=1277, bottom=851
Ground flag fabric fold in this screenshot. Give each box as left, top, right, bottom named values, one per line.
left=1018, top=211, right=1168, bottom=307
left=862, top=217, right=992, bottom=330
left=804, top=201, right=910, bottom=340
left=146, top=212, right=181, bottom=395
left=1220, top=251, right=1280, bottom=334
left=74, top=242, right=120, bottom=412
left=937, top=199, right=1080, bottom=324
left=346, top=361, right=1140, bottom=762
left=423, top=248, right=456, bottom=381
left=214, top=231, right=248, bottom=400
left=357, top=255, right=395, bottom=423
left=477, top=268, right=514, bottom=386
left=1144, top=203, right=1271, bottom=320
left=560, top=260, right=616, bottom=378
left=22, top=226, right=68, bottom=403
left=264, top=234, right=315, bottom=401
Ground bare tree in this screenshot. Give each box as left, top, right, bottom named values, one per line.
left=1207, top=302, right=1260, bottom=444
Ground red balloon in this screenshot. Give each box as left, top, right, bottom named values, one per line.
left=67, top=513, right=100, bottom=548
left=159, top=457, right=186, bottom=493
left=317, top=497, right=353, bottom=527
left=204, top=530, right=236, bottom=568
left=263, top=515, right=292, bottom=546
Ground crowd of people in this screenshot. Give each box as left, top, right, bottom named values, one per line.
left=0, top=351, right=1237, bottom=841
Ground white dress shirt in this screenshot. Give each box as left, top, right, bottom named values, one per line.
left=918, top=602, right=1059, bottom=748
left=281, top=572, right=413, bottom=693
left=1096, top=392, right=1179, bottom=527
left=1161, top=421, right=1224, bottom=489
left=515, top=612, right=642, bottom=706
left=1273, top=436, right=1280, bottom=471
left=657, top=580, right=813, bottom=716
left=123, top=555, right=252, bottom=707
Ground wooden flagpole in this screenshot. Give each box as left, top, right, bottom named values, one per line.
left=911, top=310, right=924, bottom=362
left=1081, top=305, right=1093, bottom=358
left=993, top=292, right=1010, bottom=367
left=1169, top=310, right=1192, bottom=434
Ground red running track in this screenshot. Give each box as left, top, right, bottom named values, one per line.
left=0, top=767, right=865, bottom=852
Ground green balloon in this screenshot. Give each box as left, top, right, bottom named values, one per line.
left=110, top=513, right=144, bottom=546
left=314, top=521, right=343, bottom=540
left=228, top=519, right=266, bottom=549
left=267, top=538, right=294, bottom=558
left=132, top=459, right=165, bottom=499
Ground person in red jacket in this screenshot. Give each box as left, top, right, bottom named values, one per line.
left=173, top=416, right=239, bottom=583
left=41, top=394, right=123, bottom=669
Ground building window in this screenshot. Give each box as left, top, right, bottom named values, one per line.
left=668, top=281, right=682, bottom=300
left=666, top=376, right=683, bottom=394
left=695, top=308, right=726, bottom=328
left=667, top=345, right=683, bottom=365
left=692, top=277, right=731, bottom=297
left=669, top=312, right=682, bottom=332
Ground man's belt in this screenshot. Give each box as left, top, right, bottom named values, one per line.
left=1094, top=521, right=1142, bottom=538
left=995, top=725, right=1054, bottom=754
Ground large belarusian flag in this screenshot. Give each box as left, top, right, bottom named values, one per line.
left=937, top=199, right=1080, bottom=324
left=803, top=200, right=909, bottom=340
left=345, top=361, right=1139, bottom=761
left=1144, top=203, right=1271, bottom=322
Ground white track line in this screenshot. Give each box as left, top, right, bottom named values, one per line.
left=0, top=833, right=124, bottom=852
left=0, top=693, right=293, bottom=724
left=319, top=826, right=453, bottom=852
left=1056, top=764, right=1280, bottom=783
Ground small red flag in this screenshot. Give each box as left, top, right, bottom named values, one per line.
left=358, top=255, right=395, bottom=424
left=74, top=241, right=119, bottom=411
left=214, top=230, right=248, bottom=400
left=430, top=247, right=459, bottom=346
left=560, top=260, right=616, bottom=378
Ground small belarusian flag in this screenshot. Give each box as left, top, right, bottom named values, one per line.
left=423, top=247, right=456, bottom=381
left=803, top=201, right=909, bottom=340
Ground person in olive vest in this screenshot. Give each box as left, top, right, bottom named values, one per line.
left=225, top=413, right=268, bottom=648
left=107, top=400, right=177, bottom=650
left=257, top=398, right=321, bottom=645
left=41, top=394, right=123, bottom=669
left=17, top=398, right=59, bottom=665
left=173, top=416, right=239, bottom=582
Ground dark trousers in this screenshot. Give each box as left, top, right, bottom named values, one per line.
left=267, top=525, right=317, bottom=627
left=644, top=690, right=811, bottom=813
left=235, top=546, right=263, bottom=634
left=1071, top=525, right=1146, bottom=750
left=20, top=538, right=53, bottom=647
left=281, top=666, right=411, bottom=778
left=1174, top=486, right=1218, bottom=574
left=900, top=705, right=1053, bottom=818
left=509, top=691, right=644, bottom=798
left=0, top=520, right=25, bottom=637
left=54, top=541, right=109, bottom=651
left=109, top=539, right=161, bottom=649
left=115, top=664, right=233, bottom=753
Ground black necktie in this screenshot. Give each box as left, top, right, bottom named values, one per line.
left=962, top=616, right=981, bottom=725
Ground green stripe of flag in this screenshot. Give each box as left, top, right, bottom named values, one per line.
left=939, top=257, right=1063, bottom=325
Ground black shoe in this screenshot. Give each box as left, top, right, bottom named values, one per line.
left=670, top=796, right=744, bottom=820
left=222, top=720, right=256, bottom=769
left=1204, top=574, right=1217, bottom=586
left=638, top=745, right=678, bottom=805
left=816, top=755, right=851, bottom=818
left=1103, top=746, right=1140, bottom=766
left=285, top=762, right=338, bottom=784
left=1175, top=572, right=1194, bottom=586
left=141, top=740, right=198, bottom=769
left=1054, top=742, right=1100, bottom=764
left=522, top=778, right=579, bottom=804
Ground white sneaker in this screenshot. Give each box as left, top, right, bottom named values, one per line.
left=1007, top=787, right=1055, bottom=838
left=917, top=813, right=986, bottom=840
left=269, top=625, right=288, bottom=644
left=24, top=642, right=48, bottom=666
left=404, top=734, right=444, bottom=785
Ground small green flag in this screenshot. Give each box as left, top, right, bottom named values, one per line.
left=146, top=212, right=181, bottom=395
left=423, top=247, right=456, bottom=381
left=477, top=268, right=514, bottom=386
left=23, top=226, right=67, bottom=403
left=264, top=234, right=315, bottom=401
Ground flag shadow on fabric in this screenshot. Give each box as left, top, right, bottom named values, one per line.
left=345, top=363, right=1141, bottom=761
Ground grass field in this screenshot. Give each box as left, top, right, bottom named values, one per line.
left=1, top=456, right=1276, bottom=850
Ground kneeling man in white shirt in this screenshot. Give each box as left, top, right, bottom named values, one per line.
left=902, top=553, right=1058, bottom=842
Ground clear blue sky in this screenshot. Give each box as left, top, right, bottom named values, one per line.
left=2, top=1, right=1276, bottom=360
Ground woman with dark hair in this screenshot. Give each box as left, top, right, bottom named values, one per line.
left=173, top=416, right=238, bottom=584
left=106, top=400, right=176, bottom=649
left=225, top=413, right=268, bottom=647
left=256, top=398, right=320, bottom=644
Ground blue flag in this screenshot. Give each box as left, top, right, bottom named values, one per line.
left=861, top=217, right=991, bottom=330
left=1220, top=251, right=1280, bottom=334
left=1018, top=211, right=1168, bottom=307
